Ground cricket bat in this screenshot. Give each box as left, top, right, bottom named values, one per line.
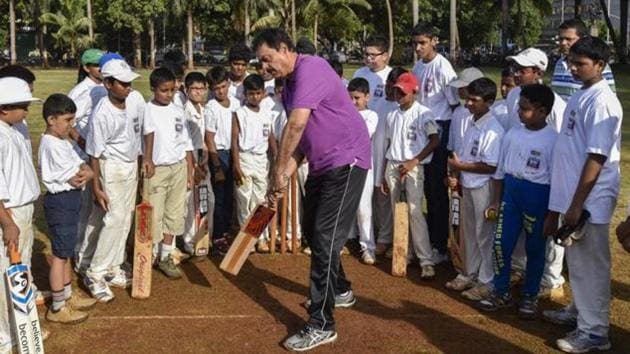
left=192, top=154, right=210, bottom=256
left=392, top=183, right=409, bottom=277
left=220, top=204, right=275, bottom=275
left=5, top=245, right=44, bottom=353
left=448, top=188, right=465, bottom=274
left=132, top=179, right=153, bottom=299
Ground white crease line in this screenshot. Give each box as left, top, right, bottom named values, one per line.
left=92, top=315, right=259, bottom=320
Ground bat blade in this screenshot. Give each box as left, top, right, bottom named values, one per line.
left=448, top=191, right=465, bottom=274
left=392, top=200, right=409, bottom=277
left=132, top=201, right=153, bottom=299
left=220, top=204, right=275, bottom=275
left=5, top=249, right=44, bottom=353
left=193, top=182, right=210, bottom=256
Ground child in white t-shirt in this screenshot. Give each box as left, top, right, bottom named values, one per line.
left=352, top=35, right=392, bottom=110
left=446, top=78, right=504, bottom=301
left=143, top=68, right=195, bottom=279
left=543, top=37, right=622, bottom=353
left=447, top=67, right=484, bottom=156
left=346, top=78, right=379, bottom=264
left=39, top=94, right=98, bottom=324
left=382, top=72, right=439, bottom=279
left=231, top=74, right=277, bottom=252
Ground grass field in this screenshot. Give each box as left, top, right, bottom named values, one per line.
left=16, top=64, right=630, bottom=353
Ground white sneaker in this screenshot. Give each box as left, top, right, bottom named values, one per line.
left=84, top=276, right=115, bottom=303
left=446, top=274, right=474, bottom=291
left=361, top=250, right=376, bottom=265
left=105, top=269, right=132, bottom=289
left=421, top=265, right=435, bottom=279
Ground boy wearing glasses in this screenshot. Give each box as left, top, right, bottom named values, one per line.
left=352, top=35, right=392, bottom=110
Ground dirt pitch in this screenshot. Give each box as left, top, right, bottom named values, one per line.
left=31, top=241, right=630, bottom=354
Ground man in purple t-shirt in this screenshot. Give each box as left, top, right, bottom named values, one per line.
left=254, top=28, right=371, bottom=351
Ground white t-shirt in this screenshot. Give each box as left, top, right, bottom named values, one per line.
left=548, top=80, right=623, bottom=224
left=0, top=121, right=40, bottom=208
left=372, top=99, right=398, bottom=186
left=359, top=109, right=378, bottom=139
left=270, top=98, right=288, bottom=141
left=228, top=74, right=248, bottom=103
left=185, top=101, right=206, bottom=151
left=385, top=101, right=438, bottom=163
left=458, top=112, right=504, bottom=189
left=494, top=125, right=557, bottom=185
left=352, top=66, right=392, bottom=110
left=505, top=86, right=567, bottom=133
left=235, top=105, right=272, bottom=155
left=204, top=98, right=241, bottom=150
left=144, top=102, right=193, bottom=166
left=447, top=105, right=472, bottom=153
left=412, top=54, right=459, bottom=121
left=38, top=134, right=85, bottom=193
left=264, top=79, right=275, bottom=97
left=68, top=77, right=106, bottom=138
left=86, top=90, right=145, bottom=162
left=173, top=90, right=187, bottom=109
left=491, top=100, right=509, bottom=131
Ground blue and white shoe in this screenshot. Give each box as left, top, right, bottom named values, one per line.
left=284, top=325, right=337, bottom=352
left=556, top=330, right=611, bottom=353
left=105, top=269, right=132, bottom=289
left=83, top=276, right=115, bottom=303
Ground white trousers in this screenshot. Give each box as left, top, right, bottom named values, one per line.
left=385, top=162, right=432, bottom=265
left=461, top=183, right=495, bottom=284
left=85, top=159, right=138, bottom=279
left=349, top=169, right=375, bottom=252
left=182, top=173, right=214, bottom=251
left=234, top=153, right=269, bottom=240
left=566, top=222, right=611, bottom=337
left=542, top=232, right=566, bottom=288
left=0, top=204, right=35, bottom=344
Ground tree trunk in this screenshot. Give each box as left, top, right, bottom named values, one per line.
left=413, top=0, right=419, bottom=62
left=34, top=0, right=48, bottom=69
left=385, top=0, right=394, bottom=58
left=9, top=0, right=16, bottom=64
left=187, top=5, right=194, bottom=69
left=501, top=0, right=509, bottom=55
left=574, top=0, right=582, bottom=18
left=291, top=0, right=297, bottom=41
left=87, top=0, right=94, bottom=40
left=133, top=31, right=142, bottom=68
left=149, top=17, right=156, bottom=69
left=449, top=0, right=457, bottom=62
left=518, top=0, right=525, bottom=48
left=313, top=13, right=319, bottom=51
left=42, top=24, right=49, bottom=68
left=620, top=0, right=629, bottom=63
left=283, top=0, right=290, bottom=31
left=244, top=0, right=250, bottom=45
left=599, top=0, right=621, bottom=63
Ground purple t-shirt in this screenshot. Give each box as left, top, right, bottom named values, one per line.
left=282, top=54, right=371, bottom=176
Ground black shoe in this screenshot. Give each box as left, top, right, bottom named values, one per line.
left=476, top=291, right=513, bottom=312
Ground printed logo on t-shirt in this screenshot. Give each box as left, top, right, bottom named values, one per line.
left=565, top=110, right=576, bottom=136
left=470, top=140, right=479, bottom=157
left=526, top=150, right=541, bottom=170
left=133, top=117, right=140, bottom=134
left=175, top=117, right=184, bottom=134
left=374, top=84, right=384, bottom=98
left=263, top=123, right=270, bottom=137
left=406, top=125, right=417, bottom=142
left=424, top=77, right=434, bottom=95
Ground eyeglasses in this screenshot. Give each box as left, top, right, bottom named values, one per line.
left=364, top=51, right=386, bottom=59
left=188, top=86, right=207, bottom=92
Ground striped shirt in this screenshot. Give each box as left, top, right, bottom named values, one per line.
left=551, top=56, right=616, bottom=101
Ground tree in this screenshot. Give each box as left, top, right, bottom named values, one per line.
left=620, top=0, right=628, bottom=63
left=9, top=0, right=16, bottom=64
left=302, top=0, right=371, bottom=51
left=386, top=0, right=393, bottom=57
left=40, top=0, right=93, bottom=60
left=501, top=0, right=509, bottom=54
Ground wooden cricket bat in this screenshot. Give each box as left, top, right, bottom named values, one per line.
left=5, top=245, right=44, bottom=353
left=448, top=189, right=465, bottom=274
left=132, top=179, right=153, bottom=299
left=392, top=184, right=409, bottom=277
left=220, top=204, right=275, bottom=275
left=192, top=179, right=210, bottom=256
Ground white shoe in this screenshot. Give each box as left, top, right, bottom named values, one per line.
left=446, top=274, right=474, bottom=291
left=430, top=248, right=449, bottom=264
left=361, top=250, right=376, bottom=265
left=84, top=276, right=115, bottom=303
left=105, top=269, right=132, bottom=289
left=421, top=265, right=435, bottom=279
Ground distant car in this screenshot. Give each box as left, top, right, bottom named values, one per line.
left=330, top=51, right=347, bottom=63
left=208, top=48, right=226, bottom=64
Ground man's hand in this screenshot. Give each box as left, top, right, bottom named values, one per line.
left=543, top=211, right=560, bottom=237
left=563, top=203, right=582, bottom=228
left=212, top=168, right=226, bottom=185
left=446, top=176, right=459, bottom=190
left=266, top=171, right=290, bottom=210
left=399, top=158, right=418, bottom=180
left=2, top=220, right=19, bottom=252
left=143, top=158, right=155, bottom=178
left=93, top=188, right=110, bottom=211
left=448, top=152, right=462, bottom=172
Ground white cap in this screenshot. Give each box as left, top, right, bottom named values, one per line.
left=507, top=48, right=548, bottom=71
left=449, top=67, right=484, bottom=88
left=0, top=77, right=40, bottom=105
left=101, top=59, right=140, bottom=83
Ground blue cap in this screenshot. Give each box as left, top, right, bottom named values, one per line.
left=99, top=52, right=124, bottom=69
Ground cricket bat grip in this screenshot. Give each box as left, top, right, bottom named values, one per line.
left=142, top=177, right=149, bottom=202
left=8, top=243, right=20, bottom=264
left=399, top=180, right=407, bottom=203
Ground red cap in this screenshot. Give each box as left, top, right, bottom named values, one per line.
left=393, top=72, right=418, bottom=95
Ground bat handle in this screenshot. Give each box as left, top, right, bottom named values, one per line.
left=142, top=177, right=150, bottom=202
left=8, top=243, right=20, bottom=264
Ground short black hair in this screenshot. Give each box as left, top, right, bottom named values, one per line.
left=467, top=78, right=497, bottom=102
left=347, top=78, right=370, bottom=94
left=520, top=84, right=555, bottom=115
left=243, top=74, right=265, bottom=92
left=161, top=61, right=184, bottom=79
left=387, top=67, right=408, bottom=83
left=328, top=60, right=343, bottom=77
left=569, top=36, right=611, bottom=64
left=150, top=67, right=176, bottom=88
left=559, top=18, right=588, bottom=37
left=296, top=37, right=317, bottom=55
left=365, top=35, right=388, bottom=53
left=252, top=28, right=295, bottom=52
left=274, top=78, right=284, bottom=88
left=501, top=67, right=513, bottom=77
left=228, top=43, right=252, bottom=63
left=164, top=49, right=187, bottom=66
left=206, top=66, right=229, bottom=87
left=0, top=65, right=36, bottom=84
left=411, top=22, right=437, bottom=38
left=43, top=93, right=76, bottom=121
left=184, top=72, right=207, bottom=88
